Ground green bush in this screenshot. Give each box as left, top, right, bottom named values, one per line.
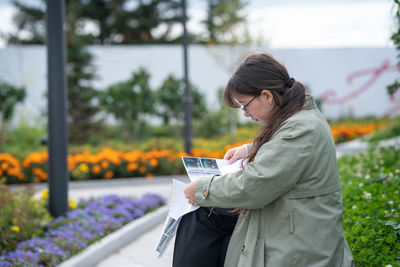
left=1, top=120, right=46, bottom=160
left=368, top=118, right=400, bottom=143
left=0, top=185, right=52, bottom=251
left=339, top=146, right=400, bottom=266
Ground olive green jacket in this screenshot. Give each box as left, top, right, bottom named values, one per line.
left=195, top=97, right=354, bottom=267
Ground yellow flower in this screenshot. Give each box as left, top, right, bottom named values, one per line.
left=78, top=163, right=89, bottom=173
left=11, top=226, right=20, bottom=232
left=69, top=199, right=77, bottom=210
left=41, top=189, right=49, bottom=200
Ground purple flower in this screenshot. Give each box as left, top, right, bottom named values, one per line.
left=1, top=250, right=40, bottom=266
left=2, top=193, right=165, bottom=267
left=0, top=261, right=12, bottom=267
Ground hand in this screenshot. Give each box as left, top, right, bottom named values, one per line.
left=224, top=145, right=248, bottom=164
left=184, top=180, right=199, bottom=206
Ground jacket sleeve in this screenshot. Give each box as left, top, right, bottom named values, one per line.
left=195, top=118, right=317, bottom=209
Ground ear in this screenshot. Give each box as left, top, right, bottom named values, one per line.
left=261, top=90, right=273, bottom=105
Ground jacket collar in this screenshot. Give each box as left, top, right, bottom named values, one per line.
left=303, top=94, right=316, bottom=110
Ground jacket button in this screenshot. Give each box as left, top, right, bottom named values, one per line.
left=241, top=245, right=246, bottom=252
left=203, top=189, right=208, bottom=197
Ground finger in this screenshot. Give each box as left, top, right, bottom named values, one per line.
left=228, top=155, right=237, bottom=164
left=223, top=151, right=233, bottom=160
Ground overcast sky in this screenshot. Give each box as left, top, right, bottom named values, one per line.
left=0, top=0, right=396, bottom=48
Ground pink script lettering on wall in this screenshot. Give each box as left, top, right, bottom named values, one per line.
left=321, top=60, right=400, bottom=116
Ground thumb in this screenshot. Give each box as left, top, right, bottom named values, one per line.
left=224, top=150, right=233, bottom=160
left=228, top=154, right=237, bottom=164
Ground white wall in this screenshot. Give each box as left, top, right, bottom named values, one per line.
left=0, top=45, right=398, bottom=126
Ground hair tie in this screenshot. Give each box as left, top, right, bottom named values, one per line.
left=284, top=77, right=295, bottom=88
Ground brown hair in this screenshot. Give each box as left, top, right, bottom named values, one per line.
left=223, top=52, right=306, bottom=164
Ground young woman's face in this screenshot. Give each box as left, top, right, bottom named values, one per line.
left=233, top=90, right=276, bottom=125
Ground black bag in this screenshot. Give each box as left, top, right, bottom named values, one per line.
left=173, top=207, right=238, bottom=267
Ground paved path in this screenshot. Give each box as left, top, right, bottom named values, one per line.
left=96, top=221, right=175, bottom=267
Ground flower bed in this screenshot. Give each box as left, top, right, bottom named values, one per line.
left=339, top=145, right=400, bottom=266
left=331, top=123, right=385, bottom=144
left=0, top=139, right=252, bottom=184
left=0, top=190, right=166, bottom=266
left=0, top=118, right=395, bottom=185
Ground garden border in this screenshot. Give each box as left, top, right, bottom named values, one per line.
left=58, top=205, right=169, bottom=267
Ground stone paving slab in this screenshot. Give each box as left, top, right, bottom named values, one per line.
left=96, top=221, right=175, bottom=267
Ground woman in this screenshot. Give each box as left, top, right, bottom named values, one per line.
left=179, top=52, right=354, bottom=267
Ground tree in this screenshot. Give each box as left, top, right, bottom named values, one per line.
left=98, top=68, right=155, bottom=140
left=0, top=81, right=26, bottom=150
left=388, top=0, right=400, bottom=96
left=74, top=0, right=183, bottom=44
left=204, top=0, right=250, bottom=45
left=8, top=0, right=103, bottom=143
left=156, top=74, right=207, bottom=125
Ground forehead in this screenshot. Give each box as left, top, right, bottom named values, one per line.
left=232, top=92, right=254, bottom=103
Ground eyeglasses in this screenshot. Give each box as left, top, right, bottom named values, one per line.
left=240, top=95, right=259, bottom=113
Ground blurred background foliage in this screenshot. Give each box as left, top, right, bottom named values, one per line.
left=2, top=0, right=249, bottom=145
left=0, top=0, right=399, bottom=159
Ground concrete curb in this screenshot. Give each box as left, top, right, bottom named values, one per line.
left=12, top=175, right=189, bottom=192
left=59, top=205, right=169, bottom=267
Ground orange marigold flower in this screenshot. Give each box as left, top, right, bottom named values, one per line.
left=127, top=163, right=139, bottom=171
left=105, top=171, right=114, bottom=179
left=146, top=173, right=153, bottom=179
left=32, top=168, right=42, bottom=176
left=101, top=161, right=109, bottom=169
left=149, top=158, right=158, bottom=167
left=92, top=165, right=101, bottom=174
left=1, top=162, right=9, bottom=170
left=34, top=176, right=41, bottom=183
left=139, top=166, right=146, bottom=173
left=17, top=173, right=24, bottom=180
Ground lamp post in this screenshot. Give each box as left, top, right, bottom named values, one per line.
left=181, top=0, right=192, bottom=154
left=46, top=0, right=69, bottom=217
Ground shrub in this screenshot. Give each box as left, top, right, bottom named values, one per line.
left=0, top=185, right=52, bottom=251
left=368, top=118, right=400, bottom=143
left=339, top=146, right=400, bottom=266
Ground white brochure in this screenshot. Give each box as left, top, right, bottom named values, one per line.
left=155, top=157, right=242, bottom=257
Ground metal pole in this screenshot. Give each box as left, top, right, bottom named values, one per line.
left=182, top=0, right=192, bottom=154
left=46, top=0, right=69, bottom=217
